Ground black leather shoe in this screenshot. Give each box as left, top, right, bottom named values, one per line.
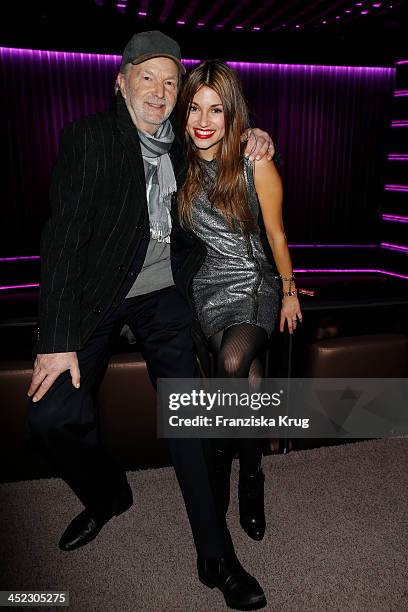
left=59, top=486, right=133, bottom=551
left=197, top=552, right=267, bottom=610
left=238, top=468, right=265, bottom=541
left=214, top=444, right=233, bottom=516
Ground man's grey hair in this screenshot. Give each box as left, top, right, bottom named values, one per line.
left=114, top=61, right=182, bottom=95
left=114, top=62, right=131, bottom=95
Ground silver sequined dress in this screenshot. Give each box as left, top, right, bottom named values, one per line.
left=191, top=157, right=281, bottom=339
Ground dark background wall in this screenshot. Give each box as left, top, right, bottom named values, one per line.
left=1, top=0, right=407, bottom=66
left=0, top=0, right=406, bottom=257
left=0, top=51, right=395, bottom=256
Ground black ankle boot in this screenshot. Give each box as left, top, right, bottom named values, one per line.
left=214, top=444, right=233, bottom=516
left=197, top=551, right=267, bottom=610
left=238, top=465, right=265, bottom=541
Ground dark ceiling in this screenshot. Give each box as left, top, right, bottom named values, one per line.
left=1, top=0, right=407, bottom=65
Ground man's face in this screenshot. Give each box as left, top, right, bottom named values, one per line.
left=117, top=57, right=179, bottom=134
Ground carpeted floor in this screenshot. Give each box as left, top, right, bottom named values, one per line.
left=1, top=438, right=407, bottom=612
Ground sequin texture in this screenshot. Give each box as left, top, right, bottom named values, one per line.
left=191, top=157, right=280, bottom=339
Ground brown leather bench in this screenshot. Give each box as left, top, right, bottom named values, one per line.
left=305, top=333, right=408, bottom=377
left=280, top=333, right=408, bottom=453
left=0, top=352, right=170, bottom=481
left=2, top=333, right=407, bottom=480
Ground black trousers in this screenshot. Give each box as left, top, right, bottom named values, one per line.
left=28, top=286, right=228, bottom=558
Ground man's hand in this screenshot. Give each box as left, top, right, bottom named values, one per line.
left=242, top=128, right=275, bottom=161
left=28, top=352, right=80, bottom=402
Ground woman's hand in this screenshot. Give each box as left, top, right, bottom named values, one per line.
left=279, top=296, right=302, bottom=335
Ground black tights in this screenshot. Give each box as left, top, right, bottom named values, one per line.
left=209, top=323, right=267, bottom=473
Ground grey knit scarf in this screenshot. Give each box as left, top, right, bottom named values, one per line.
left=137, top=120, right=176, bottom=243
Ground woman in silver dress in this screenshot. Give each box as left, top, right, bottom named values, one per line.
left=178, top=60, right=302, bottom=541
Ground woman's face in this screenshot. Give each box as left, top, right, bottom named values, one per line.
left=186, top=85, right=226, bottom=159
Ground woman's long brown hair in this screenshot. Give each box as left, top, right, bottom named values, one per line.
left=177, top=60, right=256, bottom=233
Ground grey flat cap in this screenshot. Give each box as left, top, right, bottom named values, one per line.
left=120, top=30, right=186, bottom=74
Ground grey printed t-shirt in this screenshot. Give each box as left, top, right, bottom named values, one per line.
left=125, top=237, right=174, bottom=298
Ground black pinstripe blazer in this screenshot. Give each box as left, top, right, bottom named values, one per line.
left=34, top=93, right=205, bottom=355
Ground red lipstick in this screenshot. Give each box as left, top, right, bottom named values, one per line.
left=193, top=129, right=216, bottom=139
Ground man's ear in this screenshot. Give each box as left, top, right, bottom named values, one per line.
left=117, top=72, right=127, bottom=99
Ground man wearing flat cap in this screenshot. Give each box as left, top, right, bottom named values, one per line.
left=27, top=30, right=273, bottom=610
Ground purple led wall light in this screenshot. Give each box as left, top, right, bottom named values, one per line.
left=0, top=283, right=39, bottom=291
left=381, top=242, right=408, bottom=253
left=288, top=244, right=377, bottom=248
left=0, top=255, right=40, bottom=262
left=0, top=246, right=377, bottom=263
left=293, top=269, right=408, bottom=280
left=0, top=48, right=395, bottom=75
left=382, top=214, right=408, bottom=223
left=384, top=184, right=408, bottom=192
left=2, top=269, right=408, bottom=291
left=388, top=154, right=408, bottom=161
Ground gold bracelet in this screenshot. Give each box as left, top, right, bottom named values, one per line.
left=280, top=274, right=295, bottom=282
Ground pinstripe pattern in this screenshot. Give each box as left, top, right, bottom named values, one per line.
left=34, top=93, right=203, bottom=355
